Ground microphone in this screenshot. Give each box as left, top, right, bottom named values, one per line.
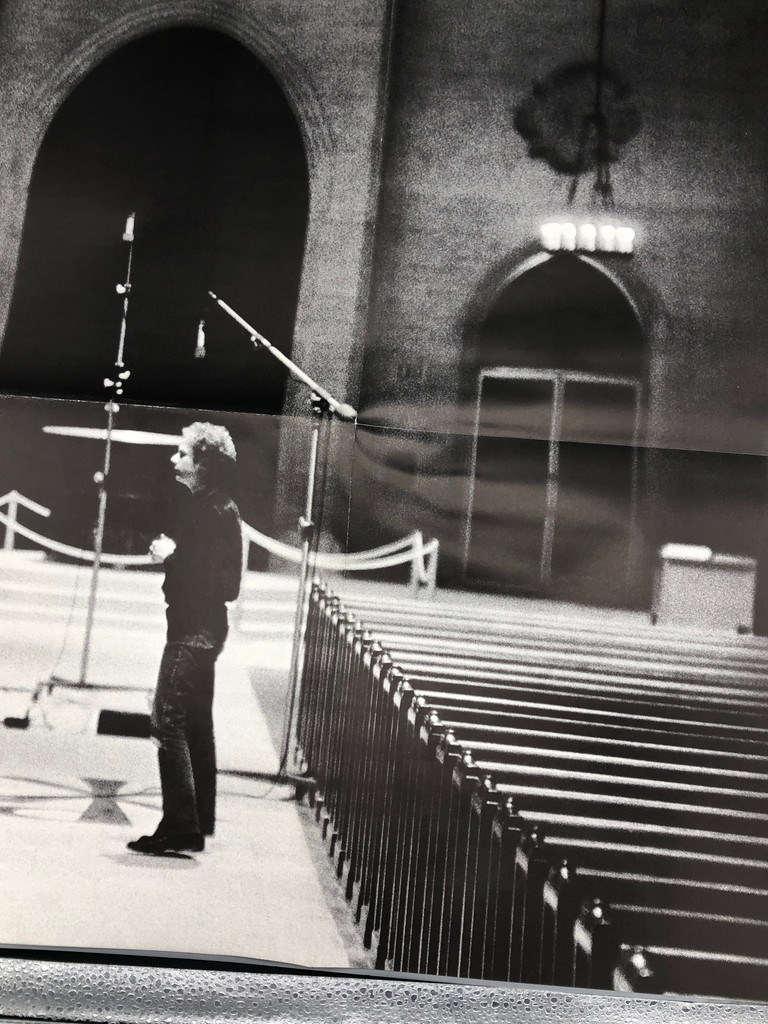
left=335, top=403, right=358, bottom=422
left=194, top=319, right=206, bottom=359
left=122, top=212, right=135, bottom=243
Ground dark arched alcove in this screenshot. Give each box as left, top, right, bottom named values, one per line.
left=0, top=27, right=309, bottom=414
left=463, top=254, right=649, bottom=608
left=465, top=252, right=645, bottom=384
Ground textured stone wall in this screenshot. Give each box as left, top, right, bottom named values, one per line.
left=363, top=0, right=768, bottom=454
left=1, top=1, right=767, bottom=589
left=348, top=0, right=768, bottom=584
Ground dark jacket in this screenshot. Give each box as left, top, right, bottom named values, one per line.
left=162, top=488, right=242, bottom=647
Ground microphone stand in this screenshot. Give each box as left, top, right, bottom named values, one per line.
left=52, top=214, right=135, bottom=692
left=207, top=292, right=357, bottom=783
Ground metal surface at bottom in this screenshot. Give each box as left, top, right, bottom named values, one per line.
left=0, top=956, right=767, bottom=1024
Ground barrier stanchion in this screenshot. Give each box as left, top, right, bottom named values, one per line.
left=409, top=531, right=424, bottom=596
left=241, top=522, right=439, bottom=585
left=0, top=491, right=51, bottom=551
left=426, top=539, right=440, bottom=596
left=0, top=502, right=439, bottom=581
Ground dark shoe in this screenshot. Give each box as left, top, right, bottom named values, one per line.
left=126, top=834, right=158, bottom=853
left=127, top=831, right=204, bottom=854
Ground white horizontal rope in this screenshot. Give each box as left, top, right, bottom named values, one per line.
left=0, top=509, right=152, bottom=566
left=0, top=490, right=51, bottom=517
left=242, top=523, right=438, bottom=575
left=0, top=504, right=438, bottom=579
left=242, top=523, right=419, bottom=562
left=308, top=544, right=439, bottom=573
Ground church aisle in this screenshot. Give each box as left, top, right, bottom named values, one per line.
left=0, top=562, right=353, bottom=970
left=0, top=754, right=351, bottom=968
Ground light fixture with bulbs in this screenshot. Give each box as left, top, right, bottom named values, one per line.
left=540, top=220, right=635, bottom=255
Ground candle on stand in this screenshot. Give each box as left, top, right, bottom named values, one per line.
left=560, top=222, right=577, bottom=250
left=540, top=222, right=562, bottom=251
left=578, top=223, right=597, bottom=251
left=598, top=224, right=616, bottom=252
left=616, top=226, right=635, bottom=254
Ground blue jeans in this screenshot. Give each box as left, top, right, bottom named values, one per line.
left=150, top=641, right=221, bottom=837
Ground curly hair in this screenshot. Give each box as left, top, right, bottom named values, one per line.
left=183, top=422, right=237, bottom=492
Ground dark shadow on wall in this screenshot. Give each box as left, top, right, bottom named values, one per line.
left=0, top=27, right=309, bottom=416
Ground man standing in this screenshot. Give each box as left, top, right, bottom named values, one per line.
left=128, top=422, right=242, bottom=855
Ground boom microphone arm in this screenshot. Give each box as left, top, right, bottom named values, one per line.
left=204, top=291, right=357, bottom=783
left=208, top=292, right=358, bottom=422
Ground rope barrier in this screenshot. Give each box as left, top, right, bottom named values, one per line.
left=241, top=523, right=437, bottom=576
left=0, top=500, right=439, bottom=585
left=0, top=509, right=153, bottom=566
left=310, top=543, right=438, bottom=574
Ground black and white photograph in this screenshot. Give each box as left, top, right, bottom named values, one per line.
left=1, top=0, right=768, bottom=1014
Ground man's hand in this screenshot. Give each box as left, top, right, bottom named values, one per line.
left=149, top=533, right=177, bottom=563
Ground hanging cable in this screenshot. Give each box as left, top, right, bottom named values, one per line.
left=48, top=562, right=86, bottom=681
left=569, top=0, right=613, bottom=206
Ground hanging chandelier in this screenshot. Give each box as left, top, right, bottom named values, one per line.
left=513, top=0, right=641, bottom=207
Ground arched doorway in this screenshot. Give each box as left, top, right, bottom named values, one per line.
left=0, top=26, right=309, bottom=414
left=462, top=253, right=647, bottom=608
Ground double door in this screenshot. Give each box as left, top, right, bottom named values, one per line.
left=463, top=368, right=643, bottom=606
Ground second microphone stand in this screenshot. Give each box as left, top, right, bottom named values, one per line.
left=51, top=213, right=135, bottom=693
left=207, top=292, right=357, bottom=783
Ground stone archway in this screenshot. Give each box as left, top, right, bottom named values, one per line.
left=0, top=2, right=395, bottom=549
left=0, top=26, right=310, bottom=414
left=0, top=2, right=348, bottom=401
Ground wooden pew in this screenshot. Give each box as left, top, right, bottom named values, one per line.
left=573, top=900, right=768, bottom=995
left=435, top=777, right=768, bottom=981
left=345, top=598, right=768, bottom=672
left=614, top=943, right=768, bottom=999
left=297, top=584, right=768, bottom=998
left=378, top=711, right=768, bottom=977
left=540, top=862, right=768, bottom=986
left=371, top=631, right=768, bottom=693
left=434, top=765, right=768, bottom=981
